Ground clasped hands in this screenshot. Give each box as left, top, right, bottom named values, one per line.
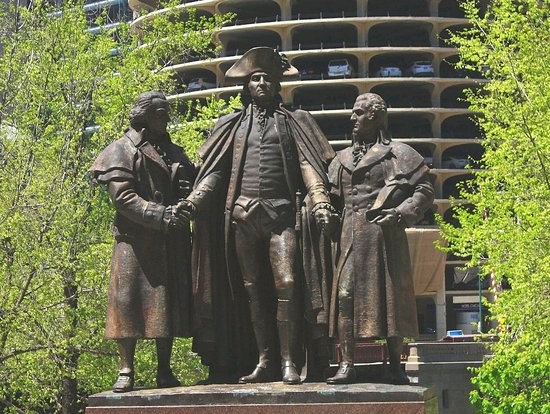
left=165, top=199, right=197, bottom=231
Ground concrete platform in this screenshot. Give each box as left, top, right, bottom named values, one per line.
left=86, top=382, right=438, bottom=413
left=406, top=341, right=491, bottom=414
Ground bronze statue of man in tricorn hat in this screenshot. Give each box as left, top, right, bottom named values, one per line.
left=182, top=47, right=336, bottom=384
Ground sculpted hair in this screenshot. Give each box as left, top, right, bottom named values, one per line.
left=356, top=93, right=391, bottom=144
left=130, top=91, right=167, bottom=130
left=356, top=93, right=387, bottom=113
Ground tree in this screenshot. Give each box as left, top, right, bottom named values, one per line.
left=0, top=1, right=234, bottom=412
left=442, top=1, right=550, bottom=412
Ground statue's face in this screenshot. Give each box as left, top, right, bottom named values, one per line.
left=350, top=100, right=376, bottom=141
left=248, top=71, right=277, bottom=105
left=146, top=98, right=170, bottom=136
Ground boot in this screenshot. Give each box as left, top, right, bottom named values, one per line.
left=112, top=371, right=134, bottom=393
left=238, top=364, right=279, bottom=384
left=326, top=340, right=356, bottom=384
left=327, top=314, right=356, bottom=385
left=281, top=360, right=301, bottom=384
left=326, top=361, right=356, bottom=384
left=156, top=369, right=181, bottom=388
left=114, top=339, right=136, bottom=392
left=277, top=300, right=301, bottom=385
left=238, top=315, right=278, bottom=384
left=278, top=321, right=301, bottom=385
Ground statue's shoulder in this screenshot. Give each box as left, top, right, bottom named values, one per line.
left=216, top=108, right=244, bottom=125
left=282, top=107, right=311, bottom=120
left=198, top=109, right=245, bottom=160
left=205, top=109, right=244, bottom=142
left=89, top=129, right=139, bottom=175
left=208, top=109, right=245, bottom=136
left=280, top=107, right=320, bottom=128
left=388, top=141, right=422, bottom=159
left=328, top=147, right=353, bottom=181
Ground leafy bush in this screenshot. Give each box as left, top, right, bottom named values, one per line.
left=0, top=1, right=233, bottom=412
left=441, top=1, right=550, bottom=412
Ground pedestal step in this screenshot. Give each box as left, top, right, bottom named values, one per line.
left=87, top=382, right=438, bottom=414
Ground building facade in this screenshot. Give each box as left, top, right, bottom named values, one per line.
left=129, top=0, right=491, bottom=339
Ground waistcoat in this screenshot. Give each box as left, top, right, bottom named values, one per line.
left=240, top=115, right=290, bottom=200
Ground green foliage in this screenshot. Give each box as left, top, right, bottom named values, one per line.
left=470, top=333, right=549, bottom=414
left=0, top=1, right=233, bottom=412
left=441, top=1, right=550, bottom=412
left=171, top=96, right=242, bottom=160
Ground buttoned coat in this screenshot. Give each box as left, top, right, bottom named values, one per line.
left=328, top=141, right=434, bottom=339
left=90, top=128, right=195, bottom=339
left=188, top=104, right=335, bottom=373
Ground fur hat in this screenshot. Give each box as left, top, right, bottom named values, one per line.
left=225, top=47, right=299, bottom=82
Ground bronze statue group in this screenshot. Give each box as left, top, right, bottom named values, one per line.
left=89, top=47, right=434, bottom=393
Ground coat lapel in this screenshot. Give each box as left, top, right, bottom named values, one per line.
left=127, top=128, right=171, bottom=177
left=354, top=143, right=391, bottom=172
left=233, top=108, right=250, bottom=159
left=224, top=106, right=251, bottom=211
left=338, top=147, right=355, bottom=173
left=140, top=142, right=171, bottom=176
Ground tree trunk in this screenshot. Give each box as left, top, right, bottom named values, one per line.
left=61, top=271, right=79, bottom=414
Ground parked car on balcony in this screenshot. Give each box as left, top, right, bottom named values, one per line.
left=327, top=59, right=353, bottom=78
left=185, top=77, right=216, bottom=92
left=405, top=61, right=434, bottom=77
left=442, top=156, right=469, bottom=169
left=375, top=66, right=402, bottom=77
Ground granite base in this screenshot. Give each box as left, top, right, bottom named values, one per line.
left=87, top=382, right=438, bottom=414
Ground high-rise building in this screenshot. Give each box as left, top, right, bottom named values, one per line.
left=83, top=0, right=133, bottom=33
left=129, top=0, right=490, bottom=339
left=3, top=0, right=133, bottom=31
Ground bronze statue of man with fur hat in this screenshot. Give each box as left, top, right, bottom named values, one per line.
left=182, top=47, right=336, bottom=384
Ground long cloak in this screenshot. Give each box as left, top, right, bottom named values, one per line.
left=191, top=105, right=335, bottom=376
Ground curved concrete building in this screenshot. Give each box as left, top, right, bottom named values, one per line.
left=130, top=0, right=490, bottom=338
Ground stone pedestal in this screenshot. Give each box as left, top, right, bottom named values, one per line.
left=406, top=341, right=491, bottom=414
left=87, top=382, right=438, bottom=413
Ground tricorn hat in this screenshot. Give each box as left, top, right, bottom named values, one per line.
left=225, top=47, right=299, bottom=82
